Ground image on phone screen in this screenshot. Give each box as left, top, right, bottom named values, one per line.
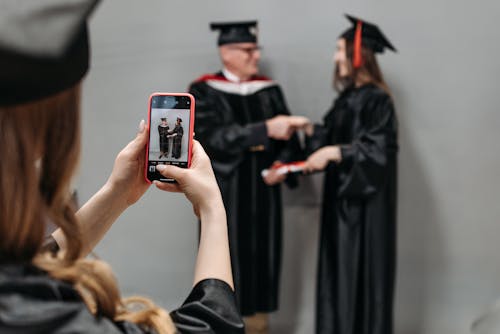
left=147, top=95, right=192, bottom=182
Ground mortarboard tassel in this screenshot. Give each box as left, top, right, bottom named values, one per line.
left=353, top=20, right=363, bottom=68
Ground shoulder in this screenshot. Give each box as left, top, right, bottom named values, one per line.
left=358, top=84, right=393, bottom=107
left=356, top=85, right=397, bottom=126
left=192, top=72, right=227, bottom=84
left=0, top=264, right=127, bottom=333
left=188, top=73, right=221, bottom=97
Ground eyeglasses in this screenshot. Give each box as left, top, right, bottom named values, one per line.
left=227, top=46, right=262, bottom=55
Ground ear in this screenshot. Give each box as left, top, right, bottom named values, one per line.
left=219, top=46, right=231, bottom=64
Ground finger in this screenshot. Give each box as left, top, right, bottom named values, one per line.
left=191, top=140, right=210, bottom=162
left=156, top=164, right=187, bottom=181
left=154, top=180, right=182, bottom=193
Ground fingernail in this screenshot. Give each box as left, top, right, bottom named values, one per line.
left=156, top=165, right=166, bottom=171
left=138, top=120, right=145, bottom=133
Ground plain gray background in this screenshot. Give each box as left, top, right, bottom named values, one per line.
left=78, top=0, right=500, bottom=333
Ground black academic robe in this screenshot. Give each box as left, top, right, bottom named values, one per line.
left=158, top=125, right=170, bottom=155
left=306, top=84, right=398, bottom=334
left=188, top=72, right=302, bottom=316
left=172, top=124, right=184, bottom=159
left=0, top=263, right=244, bottom=333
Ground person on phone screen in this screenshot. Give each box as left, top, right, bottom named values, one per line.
left=158, top=117, right=170, bottom=158
left=171, top=117, right=184, bottom=159
left=188, top=21, right=308, bottom=333
left=0, top=1, right=244, bottom=333
left=300, top=15, right=399, bottom=334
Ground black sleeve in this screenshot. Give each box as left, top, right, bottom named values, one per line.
left=170, top=279, right=245, bottom=334
left=336, top=94, right=398, bottom=198
left=305, top=123, right=330, bottom=155
left=189, top=82, right=269, bottom=176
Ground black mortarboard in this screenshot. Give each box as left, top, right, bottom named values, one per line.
left=210, top=21, right=258, bottom=46
left=340, top=14, right=396, bottom=54
left=161, top=117, right=167, bottom=121
left=0, top=0, right=100, bottom=106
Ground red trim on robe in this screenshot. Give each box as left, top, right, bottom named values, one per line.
left=194, top=73, right=272, bottom=83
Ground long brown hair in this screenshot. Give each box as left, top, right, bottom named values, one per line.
left=0, top=84, right=175, bottom=333
left=333, top=39, right=391, bottom=95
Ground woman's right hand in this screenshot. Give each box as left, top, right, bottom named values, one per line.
left=154, top=140, right=223, bottom=217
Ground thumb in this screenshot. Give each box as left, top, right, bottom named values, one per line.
left=156, top=164, right=186, bottom=181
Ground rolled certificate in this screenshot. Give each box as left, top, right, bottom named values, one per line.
left=261, top=161, right=306, bottom=178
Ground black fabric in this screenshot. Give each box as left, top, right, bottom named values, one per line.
left=158, top=125, right=171, bottom=155
left=306, top=84, right=398, bottom=334
left=0, top=264, right=244, bottom=333
left=189, top=73, right=303, bottom=315
left=0, top=0, right=100, bottom=106
left=210, top=21, right=258, bottom=46
left=171, top=124, right=184, bottom=159
left=171, top=279, right=244, bottom=333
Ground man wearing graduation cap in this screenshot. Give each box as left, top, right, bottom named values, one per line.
left=158, top=117, right=171, bottom=158
left=188, top=21, right=306, bottom=332
left=301, top=15, right=399, bottom=334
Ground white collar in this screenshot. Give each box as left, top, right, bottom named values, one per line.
left=222, top=68, right=242, bottom=83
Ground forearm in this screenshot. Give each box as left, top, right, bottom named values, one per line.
left=52, top=182, right=128, bottom=257
left=193, top=202, right=234, bottom=290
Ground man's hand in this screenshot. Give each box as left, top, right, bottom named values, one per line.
left=288, top=116, right=314, bottom=136
left=265, top=115, right=296, bottom=140
left=265, top=115, right=312, bottom=140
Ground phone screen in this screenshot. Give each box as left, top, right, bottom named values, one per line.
left=146, top=94, right=192, bottom=182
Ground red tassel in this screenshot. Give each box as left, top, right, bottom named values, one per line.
left=353, top=21, right=363, bottom=68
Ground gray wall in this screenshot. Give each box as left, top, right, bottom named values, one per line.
left=78, top=1, right=500, bottom=333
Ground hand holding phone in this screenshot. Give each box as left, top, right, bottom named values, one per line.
left=145, top=93, right=195, bottom=183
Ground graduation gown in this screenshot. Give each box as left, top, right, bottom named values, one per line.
left=171, top=124, right=184, bottom=159
left=188, top=72, right=302, bottom=316
left=306, top=84, right=398, bottom=334
left=158, top=125, right=170, bottom=154
left=0, top=263, right=244, bottom=334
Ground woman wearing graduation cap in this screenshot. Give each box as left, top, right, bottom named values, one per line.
left=171, top=117, right=184, bottom=159
left=0, top=1, right=243, bottom=333
left=302, top=15, right=399, bottom=334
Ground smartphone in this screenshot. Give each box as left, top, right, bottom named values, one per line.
left=145, top=92, right=195, bottom=183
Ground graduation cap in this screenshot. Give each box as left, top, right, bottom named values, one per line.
left=340, top=14, right=396, bottom=68
left=0, top=0, right=100, bottom=106
left=161, top=117, right=167, bottom=121
left=210, top=21, right=258, bottom=46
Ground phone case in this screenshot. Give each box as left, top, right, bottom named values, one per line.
left=144, top=92, right=195, bottom=184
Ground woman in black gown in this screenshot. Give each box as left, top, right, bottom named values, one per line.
left=171, top=117, right=184, bottom=159
left=303, top=15, right=399, bottom=334
left=0, top=1, right=243, bottom=333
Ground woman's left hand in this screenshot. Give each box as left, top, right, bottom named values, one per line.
left=304, top=145, right=342, bottom=173
left=106, top=120, right=151, bottom=207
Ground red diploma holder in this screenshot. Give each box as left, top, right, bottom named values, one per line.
left=261, top=161, right=306, bottom=178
